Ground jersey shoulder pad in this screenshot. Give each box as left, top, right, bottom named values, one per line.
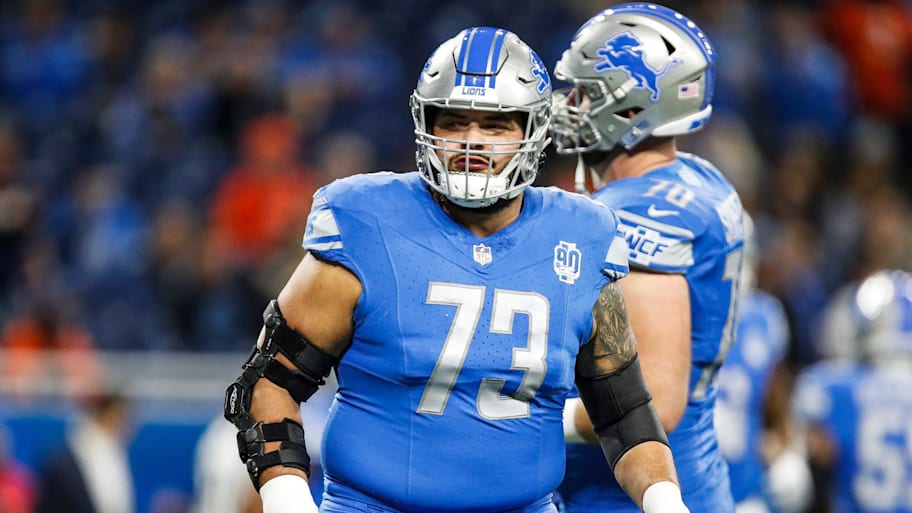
left=541, top=186, right=620, bottom=226
left=593, top=160, right=744, bottom=272
left=596, top=187, right=697, bottom=273
left=539, top=187, right=628, bottom=281
left=312, top=171, right=407, bottom=209
left=303, top=171, right=414, bottom=258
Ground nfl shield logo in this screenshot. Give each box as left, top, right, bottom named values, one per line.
left=473, top=243, right=492, bottom=266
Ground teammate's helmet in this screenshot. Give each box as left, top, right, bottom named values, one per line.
left=411, top=27, right=552, bottom=208
left=819, top=270, right=912, bottom=362
left=551, top=3, right=715, bottom=153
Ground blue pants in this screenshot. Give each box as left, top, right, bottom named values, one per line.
left=320, top=492, right=558, bottom=513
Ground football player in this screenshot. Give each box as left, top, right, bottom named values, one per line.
left=223, top=26, right=688, bottom=513
left=551, top=4, right=744, bottom=513
left=794, top=269, right=912, bottom=513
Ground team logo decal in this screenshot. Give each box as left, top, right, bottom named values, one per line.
left=594, top=32, right=681, bottom=101
left=418, top=54, right=433, bottom=86
left=554, top=241, right=582, bottom=284
left=530, top=52, right=551, bottom=94
left=473, top=243, right=492, bottom=266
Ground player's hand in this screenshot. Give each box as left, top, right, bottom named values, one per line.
left=642, top=481, right=689, bottom=513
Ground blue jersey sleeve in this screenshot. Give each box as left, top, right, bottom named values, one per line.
left=304, top=187, right=345, bottom=250
left=602, top=216, right=631, bottom=281
left=614, top=209, right=696, bottom=272
left=301, top=178, right=379, bottom=284
left=592, top=156, right=743, bottom=275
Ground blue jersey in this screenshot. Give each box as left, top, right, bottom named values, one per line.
left=793, top=361, right=912, bottom=513
left=715, top=291, right=789, bottom=505
left=559, top=152, right=743, bottom=513
left=302, top=172, right=630, bottom=513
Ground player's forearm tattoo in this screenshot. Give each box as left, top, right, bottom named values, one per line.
left=582, top=281, right=637, bottom=376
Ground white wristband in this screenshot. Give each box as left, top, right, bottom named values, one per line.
left=642, top=481, right=688, bottom=513
left=260, top=474, right=319, bottom=513
left=563, top=397, right=586, bottom=443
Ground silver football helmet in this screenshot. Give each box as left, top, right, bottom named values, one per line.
left=411, top=27, right=552, bottom=208
left=551, top=3, right=715, bottom=154
left=819, top=269, right=912, bottom=362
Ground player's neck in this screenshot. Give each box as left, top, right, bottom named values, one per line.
left=435, top=192, right=524, bottom=238
left=600, top=137, right=677, bottom=182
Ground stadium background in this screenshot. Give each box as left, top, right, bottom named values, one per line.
left=0, top=0, right=909, bottom=512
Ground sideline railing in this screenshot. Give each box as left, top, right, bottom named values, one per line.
left=0, top=349, right=248, bottom=406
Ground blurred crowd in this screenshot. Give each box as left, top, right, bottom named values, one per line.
left=0, top=0, right=910, bottom=512
left=0, top=0, right=910, bottom=365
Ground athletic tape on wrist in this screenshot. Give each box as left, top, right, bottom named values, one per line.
left=642, top=481, right=688, bottom=513
left=260, top=474, right=318, bottom=513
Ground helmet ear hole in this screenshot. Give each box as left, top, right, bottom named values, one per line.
left=424, top=106, right=440, bottom=131
left=613, top=107, right=643, bottom=120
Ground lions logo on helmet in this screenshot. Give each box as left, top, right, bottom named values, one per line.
left=594, top=32, right=681, bottom=101
left=530, top=52, right=551, bottom=94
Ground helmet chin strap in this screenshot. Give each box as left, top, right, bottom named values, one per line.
left=574, top=154, right=588, bottom=195
left=445, top=185, right=522, bottom=209
left=433, top=189, right=519, bottom=215
left=573, top=153, right=603, bottom=196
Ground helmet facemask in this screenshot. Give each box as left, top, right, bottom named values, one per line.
left=551, top=78, right=620, bottom=153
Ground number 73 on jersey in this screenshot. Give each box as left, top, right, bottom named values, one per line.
left=417, top=282, right=550, bottom=421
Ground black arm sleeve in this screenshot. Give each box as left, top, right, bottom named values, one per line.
left=575, top=355, right=669, bottom=469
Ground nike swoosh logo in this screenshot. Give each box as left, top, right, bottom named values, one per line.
left=647, top=204, right=679, bottom=217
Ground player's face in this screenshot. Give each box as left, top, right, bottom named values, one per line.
left=432, top=109, right=525, bottom=175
